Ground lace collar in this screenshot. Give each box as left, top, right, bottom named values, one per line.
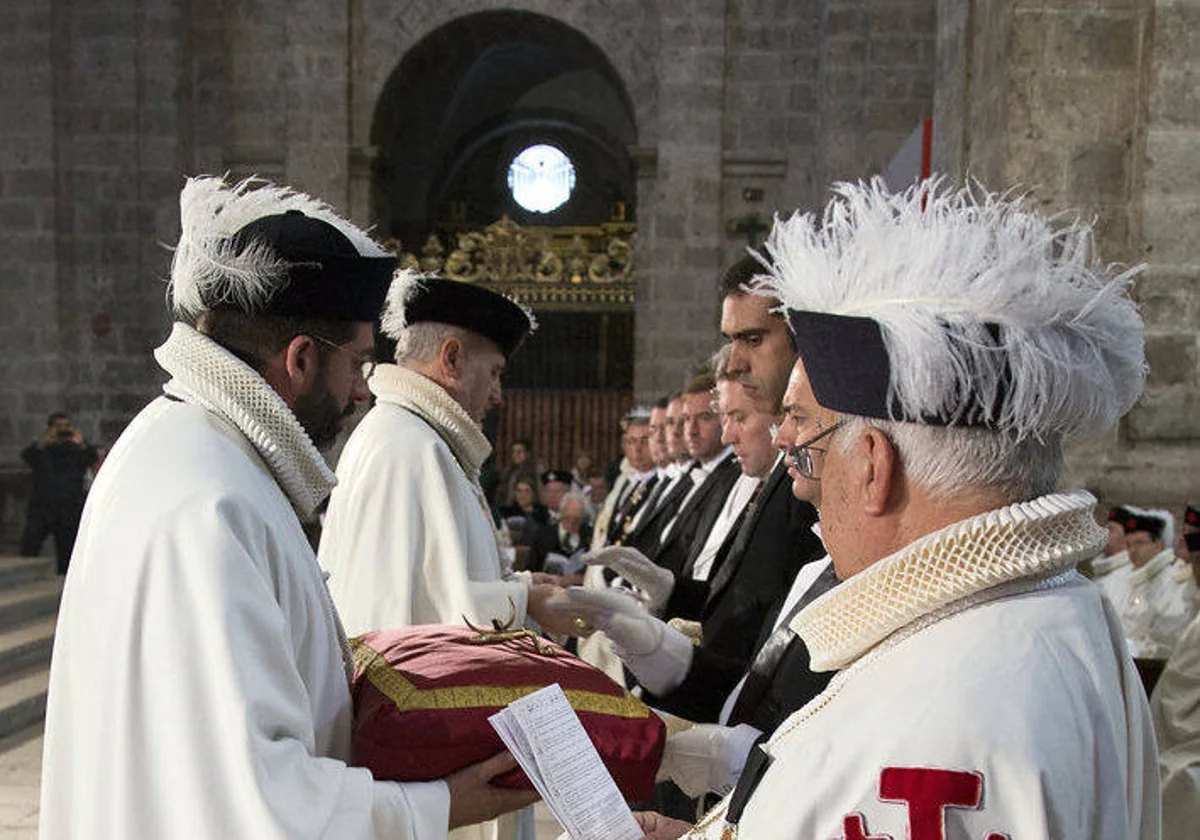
left=367, top=363, right=492, bottom=478
left=793, top=490, right=1105, bottom=671
left=154, top=323, right=336, bottom=518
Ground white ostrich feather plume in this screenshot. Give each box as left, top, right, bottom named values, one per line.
left=169, top=175, right=389, bottom=319
left=380, top=267, right=430, bottom=339
left=761, top=177, right=1147, bottom=444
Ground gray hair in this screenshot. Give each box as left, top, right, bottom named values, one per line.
left=393, top=321, right=478, bottom=365
left=559, top=490, right=594, bottom=523
left=835, top=416, right=1063, bottom=503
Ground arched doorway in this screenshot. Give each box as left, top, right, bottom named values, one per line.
left=371, top=11, right=639, bottom=480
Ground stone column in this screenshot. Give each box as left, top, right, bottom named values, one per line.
left=933, top=0, right=1199, bottom=506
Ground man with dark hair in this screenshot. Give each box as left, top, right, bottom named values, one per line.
left=41, top=176, right=534, bottom=839
left=719, top=252, right=794, bottom=413
left=20, top=411, right=98, bottom=574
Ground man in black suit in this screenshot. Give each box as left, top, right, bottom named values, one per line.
left=528, top=492, right=592, bottom=574
left=644, top=372, right=741, bottom=577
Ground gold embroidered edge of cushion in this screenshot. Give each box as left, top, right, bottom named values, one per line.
left=351, top=638, right=651, bottom=718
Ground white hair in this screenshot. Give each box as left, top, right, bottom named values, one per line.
left=835, top=416, right=1063, bottom=502
left=169, top=175, right=388, bottom=320
left=763, top=177, right=1147, bottom=446
left=393, top=321, right=477, bottom=365
left=559, top=490, right=593, bottom=523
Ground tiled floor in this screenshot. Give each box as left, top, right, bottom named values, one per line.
left=0, top=727, right=564, bottom=840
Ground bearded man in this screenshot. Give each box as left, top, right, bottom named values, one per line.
left=319, top=272, right=564, bottom=634
left=40, top=177, right=534, bottom=839
left=634, top=179, right=1158, bottom=840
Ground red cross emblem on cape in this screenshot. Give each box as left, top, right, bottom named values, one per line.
left=837, top=767, right=1010, bottom=840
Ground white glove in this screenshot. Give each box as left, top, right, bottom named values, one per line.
left=582, top=547, right=676, bottom=615
left=545, top=587, right=693, bottom=696
left=656, top=723, right=762, bottom=798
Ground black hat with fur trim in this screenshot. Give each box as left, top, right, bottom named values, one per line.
left=1122, top=510, right=1167, bottom=541
left=170, top=177, right=395, bottom=323
left=380, top=271, right=536, bottom=359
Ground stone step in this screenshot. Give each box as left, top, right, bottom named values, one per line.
left=0, top=557, right=54, bottom=591
left=0, top=581, right=62, bottom=634
left=0, top=668, right=48, bottom=744
left=0, top=618, right=55, bottom=678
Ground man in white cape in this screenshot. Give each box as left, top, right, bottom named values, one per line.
left=39, top=177, right=535, bottom=839
left=319, top=272, right=565, bottom=635
left=633, top=179, right=1160, bottom=840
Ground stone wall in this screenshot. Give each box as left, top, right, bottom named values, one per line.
left=933, top=0, right=1200, bottom=509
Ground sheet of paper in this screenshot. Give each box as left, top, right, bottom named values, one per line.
left=489, top=683, right=643, bottom=840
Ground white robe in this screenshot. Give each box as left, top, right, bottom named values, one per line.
left=320, top=363, right=529, bottom=634
left=1109, top=548, right=1198, bottom=659
left=40, top=324, right=448, bottom=840
left=1152, top=611, right=1200, bottom=840
left=686, top=492, right=1159, bottom=840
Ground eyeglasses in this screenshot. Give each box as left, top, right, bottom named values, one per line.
left=310, top=334, right=378, bottom=380
left=781, top=420, right=845, bottom=480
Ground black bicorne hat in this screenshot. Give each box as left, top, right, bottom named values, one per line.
left=217, top=210, right=395, bottom=322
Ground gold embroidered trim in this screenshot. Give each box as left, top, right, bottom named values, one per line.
left=351, top=639, right=651, bottom=718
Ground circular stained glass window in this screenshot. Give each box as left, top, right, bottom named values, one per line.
left=507, top=144, right=576, bottom=213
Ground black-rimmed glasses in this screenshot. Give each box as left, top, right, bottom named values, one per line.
left=783, top=420, right=845, bottom=480
left=310, top=334, right=378, bottom=380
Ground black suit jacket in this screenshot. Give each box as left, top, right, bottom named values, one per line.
left=647, top=460, right=827, bottom=724
left=623, top=469, right=692, bottom=553
left=528, top=523, right=593, bottom=573
left=651, top=454, right=741, bottom=578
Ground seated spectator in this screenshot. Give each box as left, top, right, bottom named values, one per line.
left=529, top=492, right=592, bottom=577
left=494, top=438, right=543, bottom=508
left=540, top=469, right=574, bottom=521
left=583, top=467, right=610, bottom=511
left=570, top=451, right=594, bottom=489
left=1087, top=505, right=1133, bottom=585
left=499, top=478, right=550, bottom=537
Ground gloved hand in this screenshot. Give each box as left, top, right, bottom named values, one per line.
left=656, top=723, right=763, bottom=798
left=545, top=587, right=694, bottom=696
left=582, top=547, right=676, bottom=615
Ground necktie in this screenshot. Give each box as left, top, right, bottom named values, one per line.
left=727, top=562, right=839, bottom=725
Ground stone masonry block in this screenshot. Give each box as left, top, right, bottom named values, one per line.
left=1143, top=129, right=1200, bottom=200
left=1142, top=198, right=1200, bottom=264
left=1127, top=390, right=1200, bottom=442
left=1067, top=141, right=1129, bottom=203
left=1049, top=12, right=1141, bottom=72
left=1144, top=333, right=1198, bottom=387
left=1133, top=269, right=1200, bottom=332
left=1151, top=70, right=1200, bottom=128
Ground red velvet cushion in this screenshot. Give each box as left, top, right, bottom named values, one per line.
left=350, top=625, right=665, bottom=802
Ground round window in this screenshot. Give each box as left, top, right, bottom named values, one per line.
left=507, top=144, right=576, bottom=213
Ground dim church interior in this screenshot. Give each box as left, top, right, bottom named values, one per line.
left=0, top=1, right=1197, bottom=826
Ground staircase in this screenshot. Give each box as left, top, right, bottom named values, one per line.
left=0, top=556, right=60, bottom=741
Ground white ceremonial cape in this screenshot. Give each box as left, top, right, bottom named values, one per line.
left=685, top=492, right=1160, bottom=840
left=1094, top=548, right=1133, bottom=598
left=320, top=364, right=528, bottom=634
left=40, top=324, right=448, bottom=840
left=1152, top=611, right=1200, bottom=840
left=1109, top=548, right=1198, bottom=659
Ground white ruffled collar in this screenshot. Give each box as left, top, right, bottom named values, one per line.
left=793, top=490, right=1105, bottom=671
left=153, top=322, right=336, bottom=518
left=1091, top=549, right=1130, bottom=578
left=1128, top=548, right=1177, bottom=586
left=367, top=363, right=492, bottom=477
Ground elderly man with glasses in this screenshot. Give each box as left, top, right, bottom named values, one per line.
left=318, top=272, right=568, bottom=639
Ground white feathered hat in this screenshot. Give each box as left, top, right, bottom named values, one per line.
left=760, top=177, right=1147, bottom=444
left=169, top=175, right=395, bottom=322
